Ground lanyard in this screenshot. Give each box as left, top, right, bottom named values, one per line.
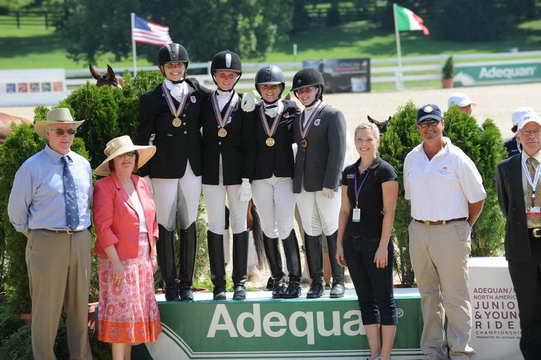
left=522, top=157, right=541, bottom=206
left=259, top=101, right=284, bottom=137
left=162, top=82, right=188, bottom=126
left=211, top=91, right=239, bottom=128
left=353, top=169, right=370, bottom=208
left=299, top=100, right=326, bottom=138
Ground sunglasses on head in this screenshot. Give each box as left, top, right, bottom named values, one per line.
left=51, top=128, right=77, bottom=136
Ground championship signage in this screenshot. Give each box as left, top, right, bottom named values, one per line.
left=133, top=290, right=423, bottom=359
left=303, top=58, right=371, bottom=93
left=468, top=257, right=521, bottom=360
left=0, top=69, right=70, bottom=106
left=453, top=61, right=541, bottom=87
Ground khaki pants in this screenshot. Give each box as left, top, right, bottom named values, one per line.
left=408, top=220, right=474, bottom=360
left=26, top=229, right=93, bottom=360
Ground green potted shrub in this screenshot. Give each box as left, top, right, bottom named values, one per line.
left=442, top=56, right=454, bottom=88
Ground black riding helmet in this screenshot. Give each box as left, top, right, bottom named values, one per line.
left=255, top=65, right=285, bottom=100
left=211, top=50, right=242, bottom=90
left=291, top=68, right=325, bottom=103
left=158, top=43, right=189, bottom=82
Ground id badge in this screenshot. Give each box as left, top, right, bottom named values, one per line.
left=526, top=206, right=541, bottom=216
left=352, top=208, right=361, bottom=222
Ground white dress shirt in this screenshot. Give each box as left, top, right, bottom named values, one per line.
left=404, top=137, right=486, bottom=221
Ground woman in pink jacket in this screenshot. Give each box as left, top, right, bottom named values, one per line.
left=93, top=135, right=160, bottom=359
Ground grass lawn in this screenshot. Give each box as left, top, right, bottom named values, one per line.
left=1, top=17, right=541, bottom=70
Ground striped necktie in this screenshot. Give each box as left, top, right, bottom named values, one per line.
left=62, top=156, right=80, bottom=230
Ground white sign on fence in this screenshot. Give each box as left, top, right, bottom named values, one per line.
left=0, top=69, right=70, bottom=107
left=468, top=257, right=522, bottom=360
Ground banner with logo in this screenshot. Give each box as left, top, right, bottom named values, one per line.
left=302, top=58, right=371, bottom=93
left=133, top=290, right=423, bottom=359
left=0, top=69, right=70, bottom=106
left=453, top=61, right=541, bottom=87
left=468, top=257, right=521, bottom=360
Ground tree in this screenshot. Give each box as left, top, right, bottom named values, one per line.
left=430, top=0, right=513, bottom=41
left=291, top=0, right=311, bottom=34
left=57, top=0, right=294, bottom=64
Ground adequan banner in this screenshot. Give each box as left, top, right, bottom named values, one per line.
left=453, top=61, right=541, bottom=87
left=133, top=290, right=423, bottom=359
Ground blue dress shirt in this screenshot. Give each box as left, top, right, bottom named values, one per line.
left=8, top=145, right=92, bottom=232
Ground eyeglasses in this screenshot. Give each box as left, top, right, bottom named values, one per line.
left=418, top=120, right=439, bottom=128
left=521, top=129, right=541, bottom=137
left=123, top=151, right=137, bottom=157
left=51, top=128, right=77, bottom=136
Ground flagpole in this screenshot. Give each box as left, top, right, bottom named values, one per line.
left=393, top=3, right=404, bottom=90
left=131, top=12, right=137, bottom=77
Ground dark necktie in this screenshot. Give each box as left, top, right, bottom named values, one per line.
left=62, top=156, right=80, bottom=230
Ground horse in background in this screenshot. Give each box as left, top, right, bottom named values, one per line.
left=89, top=64, right=125, bottom=88
left=367, top=114, right=391, bottom=134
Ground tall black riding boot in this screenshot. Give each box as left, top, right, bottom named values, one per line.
left=305, top=233, right=324, bottom=299
left=157, top=225, right=179, bottom=301
left=207, top=231, right=226, bottom=300
left=178, top=223, right=197, bottom=301
left=263, top=234, right=286, bottom=298
left=326, top=231, right=345, bottom=298
left=232, top=231, right=249, bottom=300
left=282, top=230, right=302, bottom=299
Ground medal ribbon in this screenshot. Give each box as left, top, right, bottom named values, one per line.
left=259, top=101, right=284, bottom=138
left=353, top=169, right=370, bottom=208
left=299, top=100, right=327, bottom=140
left=522, top=157, right=541, bottom=206
left=211, top=91, right=240, bottom=129
left=162, top=82, right=189, bottom=120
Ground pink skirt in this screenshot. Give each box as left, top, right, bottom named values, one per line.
left=97, top=233, right=161, bottom=343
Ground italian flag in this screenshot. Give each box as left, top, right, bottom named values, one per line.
left=394, top=4, right=430, bottom=35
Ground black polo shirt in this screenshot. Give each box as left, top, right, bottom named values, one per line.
left=341, top=157, right=398, bottom=240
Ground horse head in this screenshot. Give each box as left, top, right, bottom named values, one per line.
left=89, top=64, right=125, bottom=88
left=367, top=114, right=391, bottom=134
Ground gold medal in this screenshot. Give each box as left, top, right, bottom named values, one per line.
left=300, top=138, right=308, bottom=148
left=218, top=128, right=228, bottom=138
left=266, top=137, right=275, bottom=147
left=172, top=117, right=182, bottom=128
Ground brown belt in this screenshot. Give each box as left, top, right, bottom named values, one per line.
left=529, top=228, right=541, bottom=238
left=39, top=228, right=86, bottom=235
left=414, top=217, right=467, bottom=226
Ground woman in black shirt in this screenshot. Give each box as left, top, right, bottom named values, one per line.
left=336, top=122, right=398, bottom=360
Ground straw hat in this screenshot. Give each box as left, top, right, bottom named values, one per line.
left=34, top=108, right=84, bottom=137
left=94, top=135, right=156, bottom=177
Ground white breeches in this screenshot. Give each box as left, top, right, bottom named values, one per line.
left=251, top=176, right=295, bottom=240
left=151, top=161, right=201, bottom=231
left=296, top=188, right=340, bottom=236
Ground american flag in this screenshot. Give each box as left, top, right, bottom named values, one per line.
left=131, top=15, right=172, bottom=46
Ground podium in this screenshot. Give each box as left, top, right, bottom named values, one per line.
left=133, top=288, right=424, bottom=359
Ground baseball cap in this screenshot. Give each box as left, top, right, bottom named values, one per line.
left=518, top=113, right=541, bottom=130
left=448, top=93, right=474, bottom=108
left=417, top=104, right=443, bottom=124
left=512, top=107, right=536, bottom=127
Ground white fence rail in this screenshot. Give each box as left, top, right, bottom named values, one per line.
left=65, top=50, right=541, bottom=91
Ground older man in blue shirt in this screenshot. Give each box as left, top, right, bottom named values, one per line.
left=8, top=108, right=93, bottom=360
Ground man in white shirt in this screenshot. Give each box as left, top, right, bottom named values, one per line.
left=447, top=93, right=474, bottom=115
left=404, top=104, right=486, bottom=360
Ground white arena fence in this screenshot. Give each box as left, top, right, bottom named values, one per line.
left=65, top=50, right=541, bottom=91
